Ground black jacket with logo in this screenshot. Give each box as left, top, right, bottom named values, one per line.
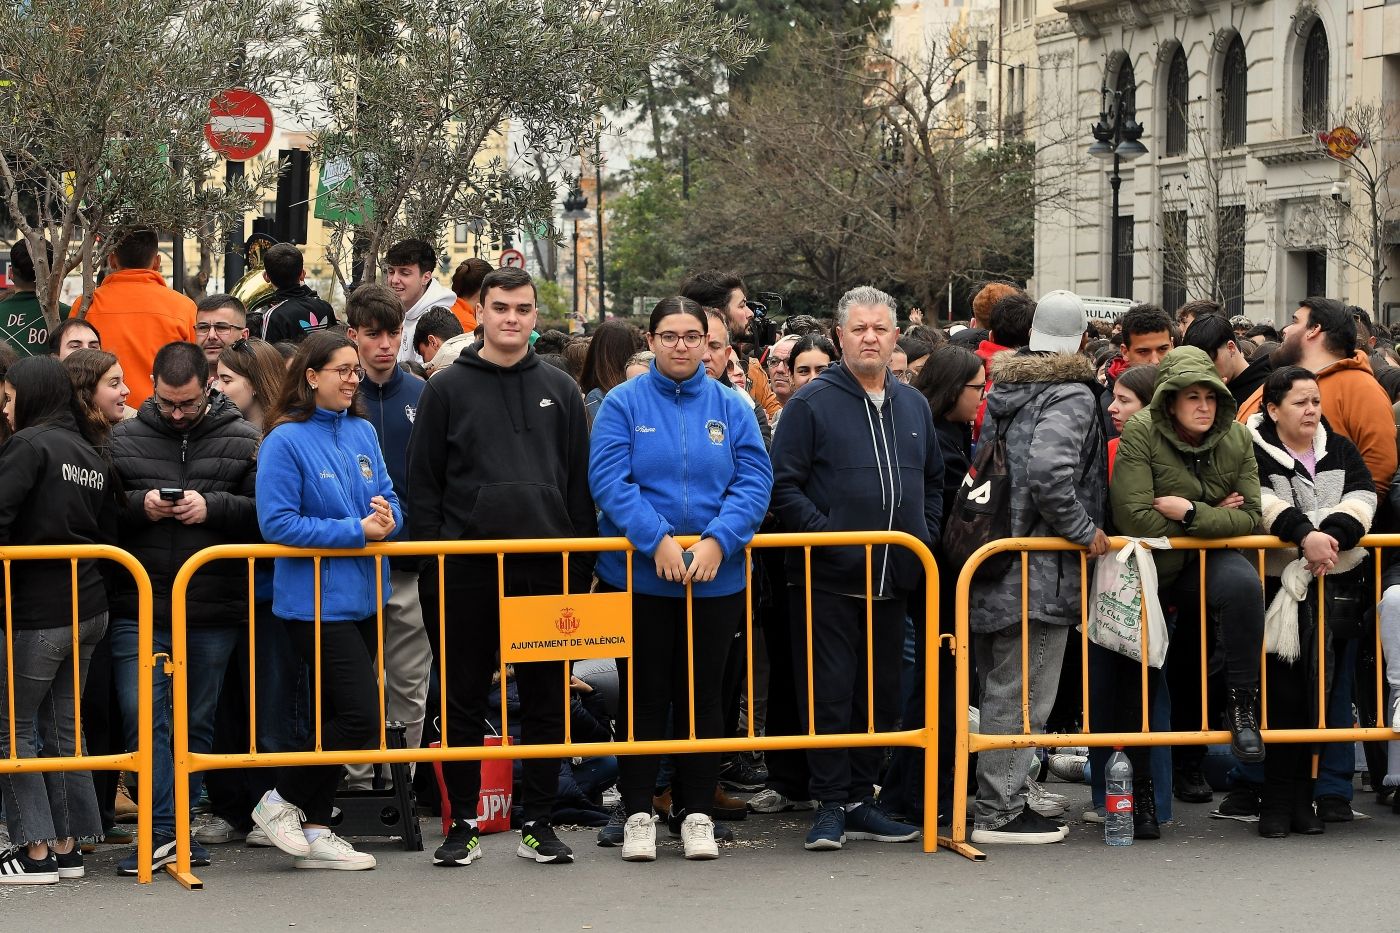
left=406, top=344, right=597, bottom=586
left=0, top=415, right=117, bottom=629
left=110, top=393, right=261, bottom=626
left=260, top=284, right=337, bottom=344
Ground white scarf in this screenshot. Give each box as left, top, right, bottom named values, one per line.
left=1263, top=547, right=1366, bottom=661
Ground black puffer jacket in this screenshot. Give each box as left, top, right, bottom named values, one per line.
left=110, top=393, right=260, bottom=626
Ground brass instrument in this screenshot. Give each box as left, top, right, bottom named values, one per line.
left=231, top=233, right=279, bottom=332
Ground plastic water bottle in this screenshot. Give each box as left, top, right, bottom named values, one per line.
left=1104, top=747, right=1134, bottom=846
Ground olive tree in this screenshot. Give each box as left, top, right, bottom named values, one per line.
left=0, top=0, right=301, bottom=324
left=307, top=0, right=758, bottom=287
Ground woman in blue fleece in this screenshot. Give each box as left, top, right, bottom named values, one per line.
left=589, top=296, right=772, bottom=862
left=249, top=332, right=401, bottom=872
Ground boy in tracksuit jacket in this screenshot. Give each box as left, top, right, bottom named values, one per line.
left=345, top=284, right=433, bottom=790
left=406, top=268, right=596, bottom=868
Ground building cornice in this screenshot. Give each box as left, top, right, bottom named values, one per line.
left=1250, top=134, right=1329, bottom=166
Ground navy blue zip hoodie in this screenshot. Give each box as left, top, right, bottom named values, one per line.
left=359, top=366, right=424, bottom=571
left=770, top=360, right=944, bottom=597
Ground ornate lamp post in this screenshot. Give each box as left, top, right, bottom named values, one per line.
left=1088, top=82, right=1148, bottom=298
left=561, top=183, right=590, bottom=317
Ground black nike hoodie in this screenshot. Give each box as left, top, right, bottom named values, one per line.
left=406, top=344, right=597, bottom=584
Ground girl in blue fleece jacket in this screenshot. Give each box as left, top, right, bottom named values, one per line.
left=250, top=333, right=399, bottom=873
left=588, top=297, right=771, bottom=861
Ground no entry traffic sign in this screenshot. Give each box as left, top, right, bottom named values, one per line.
left=205, top=89, right=274, bottom=162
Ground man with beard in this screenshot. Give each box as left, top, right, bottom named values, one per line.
left=681, top=270, right=780, bottom=419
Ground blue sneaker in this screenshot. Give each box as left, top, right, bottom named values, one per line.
left=845, top=798, right=921, bottom=843
left=596, top=806, right=626, bottom=847
left=804, top=802, right=846, bottom=851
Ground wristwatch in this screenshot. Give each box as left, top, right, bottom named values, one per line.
left=1182, top=504, right=1196, bottom=528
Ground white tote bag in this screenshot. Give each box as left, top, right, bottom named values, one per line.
left=1088, top=537, right=1171, bottom=669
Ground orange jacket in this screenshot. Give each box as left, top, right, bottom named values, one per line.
left=79, top=269, right=197, bottom=408
left=450, top=296, right=477, bottom=334
left=1236, top=351, right=1396, bottom=494
left=748, top=357, right=780, bottom=419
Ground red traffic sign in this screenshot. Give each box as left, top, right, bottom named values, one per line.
left=500, top=248, right=526, bottom=269
left=204, top=89, right=274, bottom=162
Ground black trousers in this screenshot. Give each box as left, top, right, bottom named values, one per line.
left=420, top=560, right=572, bottom=824
left=276, top=617, right=379, bottom=825
left=755, top=551, right=811, bottom=800
left=610, top=587, right=743, bottom=817
left=790, top=587, right=904, bottom=804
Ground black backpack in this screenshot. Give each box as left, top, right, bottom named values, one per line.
left=941, top=417, right=1013, bottom=577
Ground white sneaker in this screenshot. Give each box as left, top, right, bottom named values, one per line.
left=1047, top=753, right=1089, bottom=784
left=621, top=812, right=656, bottom=862
left=1026, top=778, right=1068, bottom=817
left=195, top=817, right=245, bottom=845
left=680, top=813, right=719, bottom=860
left=245, top=827, right=272, bottom=847
left=251, top=791, right=310, bottom=856
left=1391, top=694, right=1400, bottom=733
left=293, top=832, right=376, bottom=871
left=746, top=788, right=815, bottom=813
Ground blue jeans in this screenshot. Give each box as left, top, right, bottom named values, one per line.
left=1314, top=638, right=1359, bottom=801
left=111, top=618, right=240, bottom=838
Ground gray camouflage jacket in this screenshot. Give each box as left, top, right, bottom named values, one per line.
left=968, top=351, right=1107, bottom=634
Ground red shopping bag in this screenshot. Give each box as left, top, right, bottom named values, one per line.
left=431, top=735, right=515, bottom=835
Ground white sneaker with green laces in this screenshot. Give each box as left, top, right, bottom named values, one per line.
left=294, top=832, right=376, bottom=871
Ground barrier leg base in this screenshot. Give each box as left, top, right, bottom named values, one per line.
left=164, top=863, right=205, bottom=889
left=937, top=835, right=985, bottom=861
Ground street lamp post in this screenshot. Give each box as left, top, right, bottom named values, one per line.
left=1088, top=82, right=1148, bottom=298
left=561, top=183, right=591, bottom=318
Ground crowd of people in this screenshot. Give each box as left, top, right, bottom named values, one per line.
left=1, top=225, right=1399, bottom=885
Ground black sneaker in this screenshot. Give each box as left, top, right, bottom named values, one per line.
left=1173, top=765, right=1213, bottom=803
left=1315, top=795, right=1354, bottom=823
left=0, top=848, right=59, bottom=885
left=433, top=819, right=482, bottom=867
left=667, top=808, right=735, bottom=842
left=969, top=809, right=1069, bottom=845
left=55, top=849, right=84, bottom=879
left=596, top=805, right=626, bottom=847
left=517, top=821, right=574, bottom=864
left=720, top=757, right=768, bottom=792
left=1212, top=787, right=1261, bottom=822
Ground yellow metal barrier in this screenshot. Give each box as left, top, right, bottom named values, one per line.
left=169, top=531, right=952, bottom=888
left=950, top=534, right=1400, bottom=860
left=0, top=545, right=155, bottom=883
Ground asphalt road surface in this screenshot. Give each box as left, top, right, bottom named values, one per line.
left=3, top=781, right=1395, bottom=931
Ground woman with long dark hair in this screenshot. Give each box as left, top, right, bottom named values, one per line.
left=589, top=297, right=772, bottom=861
left=0, top=356, right=116, bottom=883
left=580, top=319, right=643, bottom=423
left=249, top=332, right=400, bottom=871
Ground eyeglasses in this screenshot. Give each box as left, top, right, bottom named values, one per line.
left=195, top=321, right=242, bottom=336
left=153, top=391, right=208, bottom=415
left=963, top=382, right=987, bottom=395
left=766, top=356, right=790, bottom=370
left=654, top=332, right=705, bottom=349
left=228, top=338, right=252, bottom=354
left=893, top=370, right=913, bottom=384
left=321, top=364, right=366, bottom=381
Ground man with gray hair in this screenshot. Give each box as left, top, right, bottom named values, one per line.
left=967, top=289, right=1110, bottom=845
left=770, top=285, right=944, bottom=851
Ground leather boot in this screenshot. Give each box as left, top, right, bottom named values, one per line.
left=1291, top=782, right=1324, bottom=835
left=1133, top=777, right=1160, bottom=840
left=1226, top=686, right=1265, bottom=764
left=1258, top=777, right=1291, bottom=838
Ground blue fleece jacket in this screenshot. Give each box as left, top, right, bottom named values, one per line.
left=257, top=408, right=402, bottom=622
left=589, top=360, right=772, bottom=597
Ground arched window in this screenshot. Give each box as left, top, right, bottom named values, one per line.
left=1220, top=36, right=1248, bottom=148
left=1115, top=54, right=1136, bottom=110
left=1165, top=46, right=1188, bottom=156
left=1300, top=20, right=1329, bottom=131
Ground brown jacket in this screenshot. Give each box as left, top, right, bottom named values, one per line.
left=1236, top=351, right=1396, bottom=494
left=748, top=357, right=780, bottom=419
